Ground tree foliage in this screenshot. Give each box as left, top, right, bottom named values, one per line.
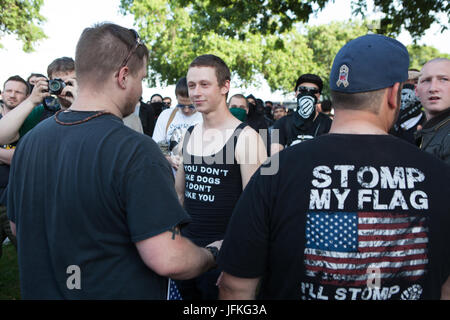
left=407, top=44, right=450, bottom=70
left=0, top=0, right=46, bottom=52
left=174, top=0, right=448, bottom=40
left=119, top=0, right=269, bottom=88
left=120, top=0, right=448, bottom=95
left=354, top=0, right=449, bottom=40
left=305, top=21, right=369, bottom=96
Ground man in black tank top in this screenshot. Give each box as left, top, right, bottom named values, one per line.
left=174, top=55, right=267, bottom=300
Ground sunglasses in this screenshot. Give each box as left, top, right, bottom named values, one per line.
left=176, top=104, right=195, bottom=110
left=116, top=29, right=144, bottom=75
left=297, top=86, right=320, bottom=95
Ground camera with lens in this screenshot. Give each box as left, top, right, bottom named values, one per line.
left=48, top=78, right=66, bottom=95
left=43, top=78, right=67, bottom=112
left=43, top=96, right=61, bottom=112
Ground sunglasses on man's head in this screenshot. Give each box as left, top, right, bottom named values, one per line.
left=116, top=29, right=144, bottom=76
left=176, top=104, right=195, bottom=110
left=297, top=86, right=320, bottom=95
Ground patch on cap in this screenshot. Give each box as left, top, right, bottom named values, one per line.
left=336, top=64, right=349, bottom=88
left=329, top=34, right=409, bottom=93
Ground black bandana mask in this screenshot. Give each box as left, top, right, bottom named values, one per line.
left=294, top=91, right=318, bottom=129
left=398, top=83, right=422, bottom=123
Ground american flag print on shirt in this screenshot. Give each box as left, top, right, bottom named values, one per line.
left=167, top=279, right=183, bottom=300
left=304, top=211, right=428, bottom=286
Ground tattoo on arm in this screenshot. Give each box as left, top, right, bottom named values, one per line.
left=171, top=226, right=181, bottom=240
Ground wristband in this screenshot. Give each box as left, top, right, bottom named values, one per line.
left=205, top=246, right=219, bottom=269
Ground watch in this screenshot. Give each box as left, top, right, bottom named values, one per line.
left=205, top=246, right=219, bottom=268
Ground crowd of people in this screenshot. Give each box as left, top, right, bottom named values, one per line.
left=0, top=22, right=449, bottom=300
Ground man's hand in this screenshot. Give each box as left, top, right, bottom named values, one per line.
left=168, top=154, right=182, bottom=170
left=136, top=231, right=222, bottom=280
left=206, top=239, right=223, bottom=251
left=58, top=77, right=78, bottom=105
left=28, top=77, right=50, bottom=106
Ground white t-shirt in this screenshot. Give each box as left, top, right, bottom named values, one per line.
left=152, top=108, right=203, bottom=145
left=123, top=113, right=143, bottom=133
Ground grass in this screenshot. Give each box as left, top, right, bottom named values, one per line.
left=0, top=243, right=21, bottom=300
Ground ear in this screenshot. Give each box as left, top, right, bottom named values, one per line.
left=387, top=82, right=401, bottom=110
left=117, top=66, right=130, bottom=89
left=221, top=80, right=231, bottom=96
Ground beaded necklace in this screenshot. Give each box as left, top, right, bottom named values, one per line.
left=54, top=110, right=112, bottom=126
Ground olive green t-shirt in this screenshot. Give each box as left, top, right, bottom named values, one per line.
left=19, top=105, right=45, bottom=138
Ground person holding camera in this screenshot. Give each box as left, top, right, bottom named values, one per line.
left=45, top=57, right=78, bottom=110
left=25, top=57, right=78, bottom=126
left=0, top=60, right=77, bottom=263
left=0, top=57, right=78, bottom=146
left=7, top=22, right=220, bottom=299
left=270, top=74, right=332, bottom=155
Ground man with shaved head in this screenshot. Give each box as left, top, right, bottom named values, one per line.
left=415, top=58, right=450, bottom=165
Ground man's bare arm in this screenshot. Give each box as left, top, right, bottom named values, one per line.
left=441, top=276, right=450, bottom=300
left=174, top=162, right=185, bottom=206
left=0, top=78, right=49, bottom=144
left=218, top=272, right=260, bottom=300
left=270, top=143, right=284, bottom=156
left=0, top=149, right=14, bottom=165
left=10, top=222, right=16, bottom=237
left=235, top=127, right=267, bottom=189
left=135, top=226, right=220, bottom=280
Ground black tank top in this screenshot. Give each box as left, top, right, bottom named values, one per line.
left=181, top=123, right=247, bottom=246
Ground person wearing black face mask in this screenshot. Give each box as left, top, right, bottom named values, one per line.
left=246, top=95, right=271, bottom=156
left=270, top=74, right=332, bottom=155
left=389, top=71, right=426, bottom=145
left=246, top=94, right=268, bottom=132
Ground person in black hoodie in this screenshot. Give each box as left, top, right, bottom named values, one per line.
left=389, top=70, right=426, bottom=144
left=246, top=95, right=270, bottom=155
left=245, top=95, right=267, bottom=131
left=137, top=98, right=157, bottom=137
left=270, top=74, right=332, bottom=155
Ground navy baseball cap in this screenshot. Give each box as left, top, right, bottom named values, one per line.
left=330, top=34, right=409, bottom=93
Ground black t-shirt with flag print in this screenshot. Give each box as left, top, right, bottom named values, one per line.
left=218, top=134, right=450, bottom=300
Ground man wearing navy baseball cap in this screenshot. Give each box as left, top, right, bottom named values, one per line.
left=217, top=34, right=450, bottom=300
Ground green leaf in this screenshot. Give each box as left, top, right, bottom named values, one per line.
left=0, top=0, right=47, bottom=52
